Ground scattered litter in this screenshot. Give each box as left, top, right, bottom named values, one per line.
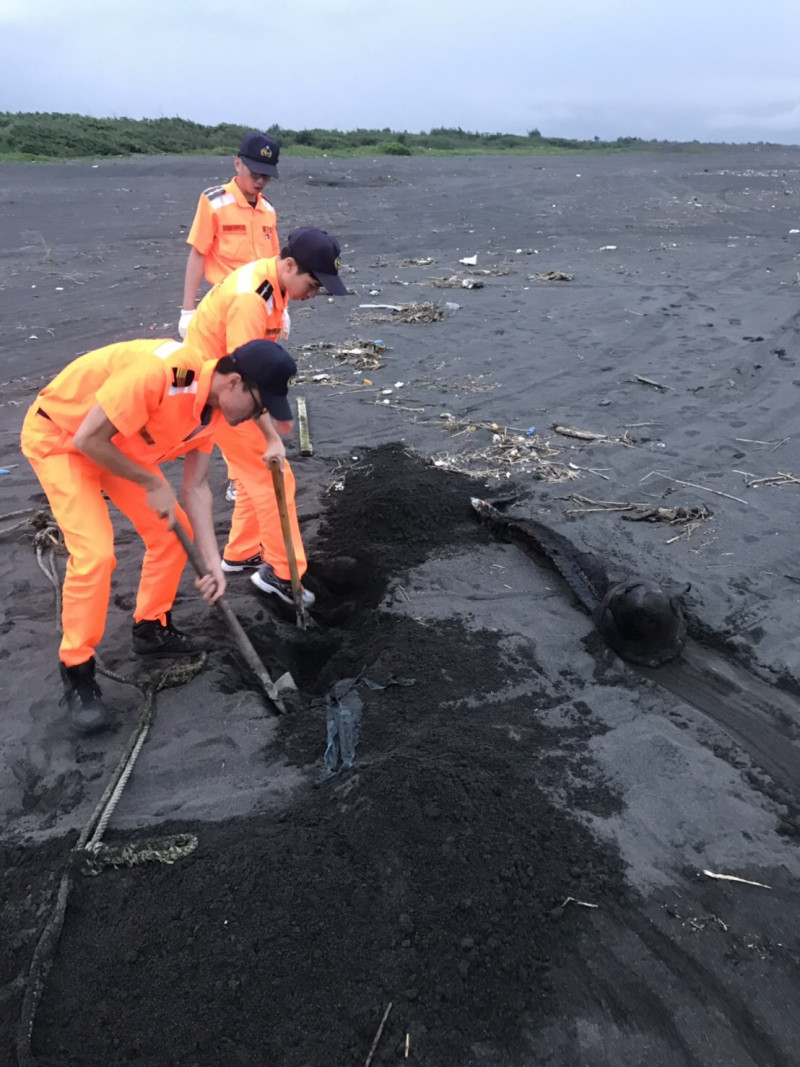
left=461, top=278, right=484, bottom=289
left=459, top=255, right=478, bottom=266
left=559, top=896, right=599, bottom=909
left=532, top=271, right=574, bottom=282
left=394, top=381, right=404, bottom=388
left=359, top=301, right=447, bottom=324
left=365, top=1002, right=393, bottom=1067
left=632, top=374, right=670, bottom=391
left=526, top=426, right=537, bottom=437
left=295, top=370, right=348, bottom=388
left=320, top=679, right=363, bottom=780
left=397, top=256, right=435, bottom=266
left=549, top=895, right=599, bottom=919
left=640, top=471, right=748, bottom=506
left=552, top=424, right=633, bottom=446
left=568, top=462, right=611, bottom=481
left=381, top=388, right=393, bottom=395
left=733, top=469, right=800, bottom=489
left=297, top=338, right=386, bottom=370
left=433, top=415, right=575, bottom=481
left=702, top=869, right=772, bottom=890
left=319, top=677, right=415, bottom=782
left=362, top=676, right=415, bottom=691
left=597, top=245, right=618, bottom=251
left=567, top=495, right=712, bottom=529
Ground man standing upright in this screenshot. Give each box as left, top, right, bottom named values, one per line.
left=179, top=131, right=281, bottom=339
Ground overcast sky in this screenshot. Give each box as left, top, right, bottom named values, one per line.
left=1, top=0, right=799, bottom=145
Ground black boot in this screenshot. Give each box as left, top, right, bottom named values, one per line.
left=59, top=659, right=109, bottom=736
left=131, top=611, right=210, bottom=657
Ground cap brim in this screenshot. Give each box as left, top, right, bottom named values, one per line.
left=261, top=392, right=292, bottom=422
left=316, top=272, right=348, bottom=296
left=242, top=159, right=279, bottom=177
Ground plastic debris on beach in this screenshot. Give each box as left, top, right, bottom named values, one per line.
left=432, top=415, right=576, bottom=482
left=430, top=274, right=484, bottom=289
left=358, top=301, right=447, bottom=324
left=321, top=679, right=363, bottom=780
left=532, top=270, right=574, bottom=282
left=296, top=338, right=386, bottom=371
left=459, top=254, right=478, bottom=265
left=319, top=675, right=415, bottom=781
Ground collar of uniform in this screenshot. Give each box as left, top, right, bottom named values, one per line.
left=193, top=359, right=218, bottom=423
left=227, top=177, right=268, bottom=213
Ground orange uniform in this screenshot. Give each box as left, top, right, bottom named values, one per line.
left=21, top=339, right=221, bottom=667
left=186, top=257, right=306, bottom=580
left=187, top=179, right=279, bottom=286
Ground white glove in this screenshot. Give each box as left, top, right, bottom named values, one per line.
left=280, top=307, right=291, bottom=341
left=178, top=309, right=195, bottom=340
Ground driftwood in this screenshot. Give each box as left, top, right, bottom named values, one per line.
left=567, top=495, right=712, bottom=526
left=553, top=424, right=633, bottom=446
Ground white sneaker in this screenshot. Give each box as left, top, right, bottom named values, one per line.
left=251, top=563, right=315, bottom=607
left=221, top=553, right=262, bottom=573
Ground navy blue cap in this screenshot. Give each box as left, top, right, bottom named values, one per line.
left=228, top=339, right=296, bottom=422
left=286, top=226, right=348, bottom=295
left=238, top=132, right=280, bottom=177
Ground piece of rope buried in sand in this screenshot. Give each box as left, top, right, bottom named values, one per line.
left=16, top=509, right=205, bottom=1067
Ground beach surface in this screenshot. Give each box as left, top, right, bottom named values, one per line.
left=2, top=147, right=800, bottom=1065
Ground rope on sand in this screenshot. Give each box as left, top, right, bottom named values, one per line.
left=15, top=511, right=206, bottom=1067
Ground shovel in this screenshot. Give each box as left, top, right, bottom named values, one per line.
left=269, top=458, right=309, bottom=631
left=173, top=522, right=287, bottom=713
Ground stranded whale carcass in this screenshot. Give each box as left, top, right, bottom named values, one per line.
left=471, top=498, right=689, bottom=668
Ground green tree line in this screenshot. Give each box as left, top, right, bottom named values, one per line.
left=0, top=112, right=720, bottom=162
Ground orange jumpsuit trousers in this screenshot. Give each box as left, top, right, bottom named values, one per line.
left=21, top=413, right=190, bottom=667
left=213, top=418, right=306, bottom=580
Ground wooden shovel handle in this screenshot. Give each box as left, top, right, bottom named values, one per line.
left=269, top=459, right=303, bottom=599
left=173, top=522, right=286, bottom=713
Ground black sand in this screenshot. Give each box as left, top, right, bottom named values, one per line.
left=2, top=149, right=800, bottom=1065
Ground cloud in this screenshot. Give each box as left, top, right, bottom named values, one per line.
left=710, top=102, right=800, bottom=134
left=0, top=0, right=799, bottom=144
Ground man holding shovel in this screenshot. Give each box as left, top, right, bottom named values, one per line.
left=21, top=336, right=296, bottom=735
left=186, top=226, right=348, bottom=610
